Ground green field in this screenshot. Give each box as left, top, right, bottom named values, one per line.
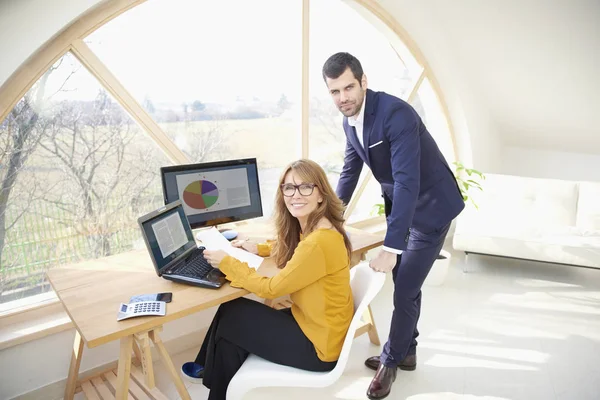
left=156, top=116, right=346, bottom=169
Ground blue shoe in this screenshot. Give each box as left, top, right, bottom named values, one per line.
left=181, top=361, right=204, bottom=384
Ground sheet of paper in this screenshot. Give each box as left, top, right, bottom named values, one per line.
left=195, top=226, right=231, bottom=249
left=196, top=227, right=263, bottom=269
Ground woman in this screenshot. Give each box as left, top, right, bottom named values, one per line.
left=182, top=159, right=354, bottom=400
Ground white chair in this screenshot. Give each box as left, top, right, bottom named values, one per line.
left=226, top=262, right=386, bottom=400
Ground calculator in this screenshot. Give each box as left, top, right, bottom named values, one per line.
left=117, top=300, right=166, bottom=321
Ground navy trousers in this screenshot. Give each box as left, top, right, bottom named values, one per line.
left=379, top=194, right=451, bottom=367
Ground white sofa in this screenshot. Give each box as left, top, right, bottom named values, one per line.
left=453, top=173, right=600, bottom=269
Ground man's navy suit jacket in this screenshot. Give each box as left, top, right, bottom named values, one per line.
left=336, top=89, right=465, bottom=251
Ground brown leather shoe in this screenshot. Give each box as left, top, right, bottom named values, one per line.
left=366, top=363, right=397, bottom=400
left=364, top=354, right=417, bottom=371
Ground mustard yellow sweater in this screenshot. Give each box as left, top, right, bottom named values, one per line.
left=218, top=229, right=353, bottom=362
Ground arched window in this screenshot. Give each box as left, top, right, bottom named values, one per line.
left=0, top=0, right=457, bottom=309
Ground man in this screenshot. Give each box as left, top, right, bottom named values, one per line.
left=322, top=52, right=465, bottom=400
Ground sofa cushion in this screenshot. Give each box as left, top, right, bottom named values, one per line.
left=466, top=174, right=579, bottom=229
left=537, top=226, right=600, bottom=247
left=576, top=182, right=600, bottom=230
left=453, top=233, right=600, bottom=268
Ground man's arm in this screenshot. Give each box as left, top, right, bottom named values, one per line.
left=336, top=137, right=364, bottom=206
left=383, top=105, right=421, bottom=252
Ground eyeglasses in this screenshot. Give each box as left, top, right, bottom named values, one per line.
left=280, top=183, right=317, bottom=197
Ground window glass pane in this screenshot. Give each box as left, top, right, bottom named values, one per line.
left=412, top=78, right=456, bottom=163
left=0, top=53, right=170, bottom=306
left=345, top=2, right=422, bottom=75
left=86, top=0, right=302, bottom=217
left=346, top=174, right=384, bottom=224
left=309, top=0, right=422, bottom=220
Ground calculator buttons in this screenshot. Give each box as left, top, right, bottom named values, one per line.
left=117, top=301, right=167, bottom=321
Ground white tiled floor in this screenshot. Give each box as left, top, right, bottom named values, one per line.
left=135, top=249, right=600, bottom=399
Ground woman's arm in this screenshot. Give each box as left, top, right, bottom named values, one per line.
left=219, top=239, right=326, bottom=299
left=257, top=240, right=274, bottom=257
left=231, top=239, right=274, bottom=257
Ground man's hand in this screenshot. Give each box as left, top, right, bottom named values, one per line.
left=204, top=249, right=228, bottom=267
left=369, top=249, right=398, bottom=273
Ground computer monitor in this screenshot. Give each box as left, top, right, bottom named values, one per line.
left=160, top=158, right=263, bottom=229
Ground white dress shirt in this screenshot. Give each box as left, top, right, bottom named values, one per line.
left=347, top=96, right=403, bottom=256
left=347, top=98, right=366, bottom=147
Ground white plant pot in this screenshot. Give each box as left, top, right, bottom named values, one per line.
left=424, top=249, right=451, bottom=286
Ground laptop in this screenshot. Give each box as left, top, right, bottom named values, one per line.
left=138, top=200, right=226, bottom=289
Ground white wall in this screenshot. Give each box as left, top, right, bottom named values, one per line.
left=0, top=309, right=215, bottom=399
left=377, top=0, right=600, bottom=171
left=0, top=0, right=102, bottom=88
left=502, top=146, right=600, bottom=182
left=375, top=0, right=505, bottom=173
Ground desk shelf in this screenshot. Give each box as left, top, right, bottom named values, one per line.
left=78, top=365, right=168, bottom=400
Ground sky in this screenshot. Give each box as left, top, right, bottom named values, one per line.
left=41, top=0, right=421, bottom=107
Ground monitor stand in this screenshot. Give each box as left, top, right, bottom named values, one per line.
left=194, top=225, right=238, bottom=241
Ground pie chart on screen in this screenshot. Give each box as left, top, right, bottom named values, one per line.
left=183, top=180, right=219, bottom=209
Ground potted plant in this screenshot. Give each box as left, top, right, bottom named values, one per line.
left=371, top=161, right=485, bottom=217
left=452, top=161, right=485, bottom=209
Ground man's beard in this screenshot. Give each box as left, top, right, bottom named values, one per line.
left=340, top=99, right=362, bottom=117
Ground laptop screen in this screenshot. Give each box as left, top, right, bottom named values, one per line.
left=140, top=202, right=196, bottom=273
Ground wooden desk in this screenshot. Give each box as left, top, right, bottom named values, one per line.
left=47, top=227, right=383, bottom=400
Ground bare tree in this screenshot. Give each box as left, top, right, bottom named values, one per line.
left=185, top=119, right=228, bottom=163
left=38, top=90, right=160, bottom=258
left=0, top=66, right=59, bottom=270
left=310, top=97, right=344, bottom=143
left=310, top=97, right=345, bottom=175
left=0, top=58, right=85, bottom=300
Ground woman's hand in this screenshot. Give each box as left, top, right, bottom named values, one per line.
left=203, top=250, right=228, bottom=266
left=231, top=239, right=259, bottom=255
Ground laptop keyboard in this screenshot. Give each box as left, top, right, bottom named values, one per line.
left=175, top=248, right=214, bottom=279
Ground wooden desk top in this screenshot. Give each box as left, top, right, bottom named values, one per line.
left=47, top=227, right=383, bottom=348
left=233, top=221, right=384, bottom=255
